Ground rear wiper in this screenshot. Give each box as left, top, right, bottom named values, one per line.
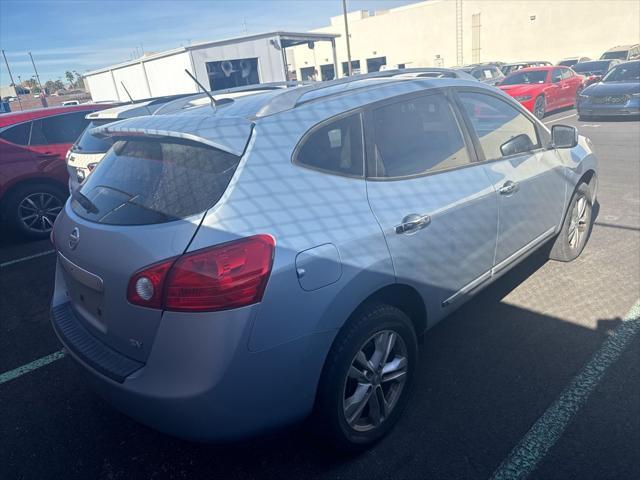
left=71, top=190, right=99, bottom=214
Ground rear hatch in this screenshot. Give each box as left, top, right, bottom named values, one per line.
left=54, top=116, right=251, bottom=362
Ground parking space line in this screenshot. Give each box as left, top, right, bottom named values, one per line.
left=0, top=249, right=55, bottom=269
left=0, top=349, right=66, bottom=385
left=491, top=300, right=640, bottom=480
left=544, top=113, right=577, bottom=124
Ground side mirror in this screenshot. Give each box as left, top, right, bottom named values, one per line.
left=551, top=124, right=578, bottom=148
left=500, top=133, right=535, bottom=157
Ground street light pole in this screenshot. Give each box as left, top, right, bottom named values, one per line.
left=342, top=0, right=353, bottom=76
left=2, top=49, right=23, bottom=110
left=28, top=51, right=44, bottom=91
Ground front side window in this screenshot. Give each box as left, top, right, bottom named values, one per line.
left=458, top=92, right=540, bottom=161
left=371, top=93, right=471, bottom=178
left=72, top=139, right=240, bottom=225
left=295, top=113, right=364, bottom=177
left=0, top=122, right=31, bottom=145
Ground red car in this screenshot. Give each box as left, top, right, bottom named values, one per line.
left=498, top=66, right=585, bottom=119
left=0, top=104, right=114, bottom=238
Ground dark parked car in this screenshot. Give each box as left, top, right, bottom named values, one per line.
left=577, top=60, right=640, bottom=119
left=456, top=63, right=505, bottom=86
left=557, top=57, right=591, bottom=67
left=572, top=59, right=622, bottom=86
left=0, top=104, right=114, bottom=238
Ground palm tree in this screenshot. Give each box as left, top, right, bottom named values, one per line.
left=65, top=71, right=75, bottom=85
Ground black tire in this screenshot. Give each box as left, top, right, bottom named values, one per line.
left=314, top=303, right=418, bottom=451
left=549, top=182, right=593, bottom=262
left=534, top=95, right=546, bottom=119
left=3, top=183, right=67, bottom=239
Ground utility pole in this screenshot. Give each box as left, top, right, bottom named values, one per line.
left=342, top=0, right=353, bottom=76
left=2, top=49, right=23, bottom=110
left=28, top=51, right=44, bottom=91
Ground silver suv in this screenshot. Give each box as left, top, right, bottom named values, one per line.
left=51, top=71, right=598, bottom=449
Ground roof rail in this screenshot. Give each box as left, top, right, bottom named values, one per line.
left=254, top=67, right=471, bottom=118
left=152, top=81, right=310, bottom=115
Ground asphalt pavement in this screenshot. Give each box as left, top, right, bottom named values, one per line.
left=1, top=108, right=638, bottom=480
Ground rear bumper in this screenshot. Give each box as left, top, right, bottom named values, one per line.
left=51, top=271, right=334, bottom=441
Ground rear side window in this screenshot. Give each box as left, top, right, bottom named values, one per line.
left=0, top=122, right=31, bottom=145
left=550, top=69, right=563, bottom=83
left=561, top=69, right=573, bottom=79
left=371, top=93, right=471, bottom=178
left=72, top=139, right=240, bottom=225
left=30, top=111, right=89, bottom=145
left=458, top=92, right=540, bottom=160
left=73, top=120, right=114, bottom=153
left=295, top=113, right=363, bottom=177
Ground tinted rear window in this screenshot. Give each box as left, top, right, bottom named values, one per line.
left=601, top=51, right=628, bottom=60
left=572, top=61, right=612, bottom=73
left=72, top=139, right=240, bottom=225
left=73, top=120, right=114, bottom=153
left=30, top=111, right=90, bottom=145
left=501, top=70, right=548, bottom=85
left=0, top=121, right=30, bottom=145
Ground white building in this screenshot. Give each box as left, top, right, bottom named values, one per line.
left=291, top=0, right=640, bottom=79
left=84, top=31, right=339, bottom=102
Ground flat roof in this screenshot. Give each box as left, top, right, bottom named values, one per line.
left=84, top=31, right=340, bottom=77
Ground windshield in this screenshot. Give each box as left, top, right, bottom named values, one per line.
left=601, top=51, right=628, bottom=60
left=602, top=62, right=640, bottom=82
left=73, top=120, right=114, bottom=153
left=572, top=61, right=612, bottom=74
left=71, top=138, right=240, bottom=225
left=501, top=70, right=548, bottom=85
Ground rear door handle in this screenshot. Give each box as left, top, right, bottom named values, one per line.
left=395, top=213, right=431, bottom=234
left=499, top=180, right=519, bottom=195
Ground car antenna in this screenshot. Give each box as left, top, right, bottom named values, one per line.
left=120, top=81, right=152, bottom=115
left=184, top=69, right=217, bottom=111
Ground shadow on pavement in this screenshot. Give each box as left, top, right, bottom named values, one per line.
left=2, top=246, right=635, bottom=480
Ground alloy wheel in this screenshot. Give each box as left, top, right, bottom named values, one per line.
left=18, top=192, right=62, bottom=233
left=342, top=330, right=408, bottom=432
left=568, top=194, right=589, bottom=249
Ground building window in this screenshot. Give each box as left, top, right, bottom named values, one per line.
left=341, top=60, right=361, bottom=76
left=320, top=64, right=335, bottom=81
left=300, top=66, right=317, bottom=81
left=366, top=56, right=387, bottom=73
left=206, top=58, right=259, bottom=91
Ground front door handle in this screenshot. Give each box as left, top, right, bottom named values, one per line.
left=499, top=180, right=519, bottom=195
left=395, top=213, right=431, bottom=234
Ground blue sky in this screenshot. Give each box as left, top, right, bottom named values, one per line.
left=0, top=0, right=416, bottom=85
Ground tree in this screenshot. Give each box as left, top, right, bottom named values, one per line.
left=44, top=80, right=56, bottom=94
left=65, top=71, right=75, bottom=85
left=73, top=71, right=85, bottom=90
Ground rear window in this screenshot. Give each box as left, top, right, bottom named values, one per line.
left=0, top=121, right=31, bottom=145
left=601, top=51, right=628, bottom=60
left=572, top=61, right=612, bottom=73
left=501, top=70, right=548, bottom=85
left=73, top=120, right=114, bottom=153
left=72, top=139, right=240, bottom=225
left=30, top=111, right=89, bottom=145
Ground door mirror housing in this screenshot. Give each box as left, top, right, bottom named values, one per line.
left=551, top=124, right=578, bottom=149
left=500, top=133, right=536, bottom=157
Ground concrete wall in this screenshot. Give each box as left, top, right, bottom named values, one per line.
left=85, top=71, right=118, bottom=102
left=85, top=36, right=287, bottom=101
left=291, top=0, right=640, bottom=78
left=144, top=53, right=197, bottom=97
left=112, top=63, right=150, bottom=101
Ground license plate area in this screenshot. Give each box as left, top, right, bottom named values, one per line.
left=58, top=253, right=106, bottom=333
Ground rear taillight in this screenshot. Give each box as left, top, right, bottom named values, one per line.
left=127, top=235, right=275, bottom=312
